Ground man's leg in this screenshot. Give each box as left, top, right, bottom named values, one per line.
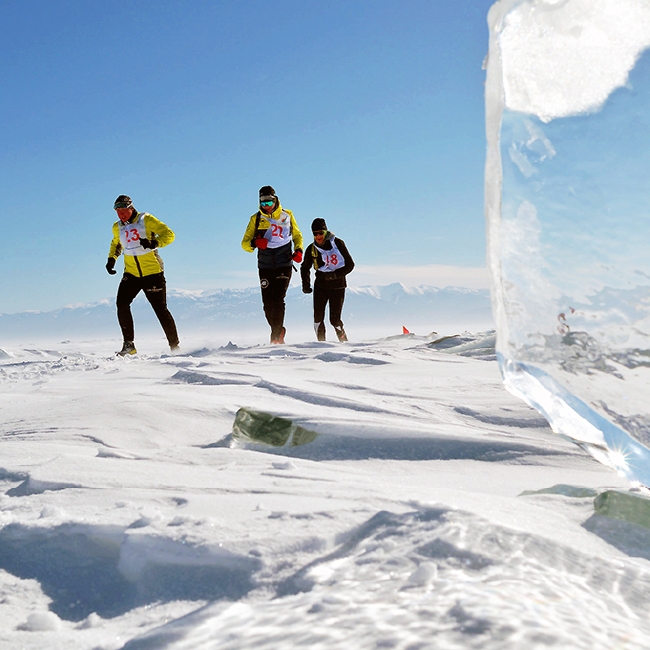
left=270, top=268, right=291, bottom=342
left=116, top=273, right=142, bottom=344
left=329, top=288, right=348, bottom=342
left=313, top=284, right=328, bottom=341
left=259, top=269, right=275, bottom=336
left=142, top=273, right=180, bottom=348
left=260, top=268, right=291, bottom=342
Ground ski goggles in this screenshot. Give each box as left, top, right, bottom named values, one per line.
left=312, top=230, right=325, bottom=236
left=114, top=201, right=132, bottom=209
left=260, top=200, right=275, bottom=207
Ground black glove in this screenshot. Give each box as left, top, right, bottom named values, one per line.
left=139, top=237, right=158, bottom=249
left=106, top=258, right=117, bottom=275
left=302, top=286, right=312, bottom=294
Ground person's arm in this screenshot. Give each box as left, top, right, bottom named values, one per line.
left=241, top=214, right=259, bottom=253
left=108, top=222, right=122, bottom=259
left=143, top=214, right=175, bottom=248
left=105, top=222, right=122, bottom=274
left=288, top=211, right=304, bottom=252
left=300, top=244, right=313, bottom=292
left=335, top=238, right=355, bottom=276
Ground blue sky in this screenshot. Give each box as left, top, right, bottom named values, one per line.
left=1, top=0, right=494, bottom=313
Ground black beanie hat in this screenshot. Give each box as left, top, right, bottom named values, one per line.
left=113, top=195, right=133, bottom=209
left=311, top=218, right=327, bottom=233
left=259, top=185, right=276, bottom=200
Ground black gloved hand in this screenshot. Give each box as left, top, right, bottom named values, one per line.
left=139, top=237, right=158, bottom=249
left=302, top=286, right=313, bottom=294
left=106, top=258, right=117, bottom=275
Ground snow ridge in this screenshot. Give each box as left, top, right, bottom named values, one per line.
left=0, top=333, right=642, bottom=649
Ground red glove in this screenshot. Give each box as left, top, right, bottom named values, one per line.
left=292, top=250, right=303, bottom=263
left=254, top=238, right=268, bottom=250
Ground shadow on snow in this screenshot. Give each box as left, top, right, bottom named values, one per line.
left=0, top=523, right=261, bottom=622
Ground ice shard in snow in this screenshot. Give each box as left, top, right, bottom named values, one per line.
left=485, top=0, right=650, bottom=484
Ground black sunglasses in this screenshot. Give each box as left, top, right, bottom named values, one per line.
left=313, top=230, right=325, bottom=236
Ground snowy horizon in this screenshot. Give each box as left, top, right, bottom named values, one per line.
left=0, top=281, right=490, bottom=317
left=0, top=283, right=494, bottom=348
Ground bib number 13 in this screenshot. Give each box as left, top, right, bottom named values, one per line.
left=125, top=228, right=140, bottom=243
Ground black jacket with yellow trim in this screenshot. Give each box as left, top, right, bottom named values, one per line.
left=300, top=233, right=354, bottom=291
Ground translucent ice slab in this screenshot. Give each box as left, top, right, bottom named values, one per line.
left=485, top=0, right=650, bottom=483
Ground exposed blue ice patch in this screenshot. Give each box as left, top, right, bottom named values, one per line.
left=231, top=408, right=318, bottom=447
left=593, top=489, right=650, bottom=529
left=584, top=496, right=650, bottom=562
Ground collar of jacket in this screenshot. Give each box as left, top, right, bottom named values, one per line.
left=315, top=231, right=334, bottom=243
left=266, top=203, right=283, bottom=220
left=314, top=232, right=335, bottom=252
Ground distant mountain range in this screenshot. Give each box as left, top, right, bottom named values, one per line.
left=0, top=284, right=494, bottom=341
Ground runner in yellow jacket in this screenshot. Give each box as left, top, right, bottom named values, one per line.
left=106, top=195, right=180, bottom=356
left=241, top=185, right=303, bottom=344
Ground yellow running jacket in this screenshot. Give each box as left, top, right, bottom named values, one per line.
left=108, top=212, right=175, bottom=277
left=241, top=203, right=303, bottom=254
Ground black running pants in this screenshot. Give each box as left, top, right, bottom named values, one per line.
left=313, top=285, right=345, bottom=332
left=259, top=266, right=292, bottom=340
left=116, top=272, right=179, bottom=347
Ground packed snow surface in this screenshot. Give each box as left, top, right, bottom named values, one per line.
left=1, top=332, right=649, bottom=649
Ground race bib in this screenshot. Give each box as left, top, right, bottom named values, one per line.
left=265, top=211, right=292, bottom=249
left=119, top=214, right=148, bottom=256
left=315, top=238, right=345, bottom=272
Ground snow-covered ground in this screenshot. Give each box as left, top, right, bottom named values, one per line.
left=1, top=330, right=649, bottom=649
